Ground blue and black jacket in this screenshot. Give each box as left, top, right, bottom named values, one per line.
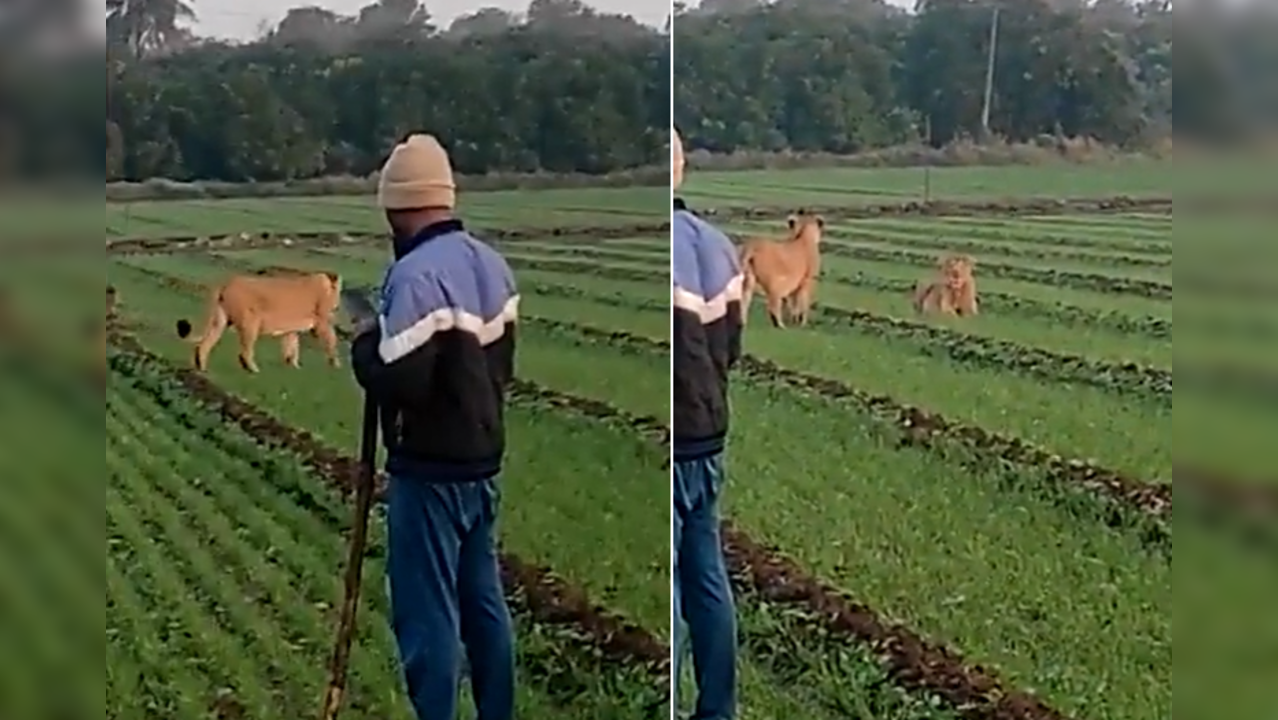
left=351, top=219, right=518, bottom=482
left=672, top=197, right=744, bottom=462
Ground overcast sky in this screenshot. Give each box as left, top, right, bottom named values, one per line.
left=194, top=0, right=916, bottom=39
left=194, top=0, right=672, bottom=39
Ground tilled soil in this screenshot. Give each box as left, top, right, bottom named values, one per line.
left=105, top=221, right=670, bottom=256
left=719, top=524, right=1073, bottom=720
left=810, top=304, right=1172, bottom=402
left=106, top=328, right=672, bottom=684
left=502, top=320, right=1078, bottom=720
left=524, top=317, right=1176, bottom=520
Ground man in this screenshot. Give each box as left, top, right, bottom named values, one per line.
left=670, top=127, right=741, bottom=719
left=349, top=133, right=518, bottom=720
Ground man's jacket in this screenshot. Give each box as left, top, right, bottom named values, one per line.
left=351, top=219, right=518, bottom=482
left=672, top=198, right=744, bottom=462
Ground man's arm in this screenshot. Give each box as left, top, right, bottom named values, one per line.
left=349, top=274, right=442, bottom=405
left=720, top=237, right=745, bottom=370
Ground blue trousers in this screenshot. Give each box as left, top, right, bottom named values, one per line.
left=386, top=474, right=515, bottom=720
left=672, top=453, right=737, bottom=720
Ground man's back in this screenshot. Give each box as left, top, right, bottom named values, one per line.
left=671, top=200, right=743, bottom=463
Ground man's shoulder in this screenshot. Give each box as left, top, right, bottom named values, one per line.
left=674, top=209, right=734, bottom=252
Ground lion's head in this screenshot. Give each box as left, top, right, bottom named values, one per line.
left=939, top=254, right=974, bottom=290
left=786, top=209, right=825, bottom=244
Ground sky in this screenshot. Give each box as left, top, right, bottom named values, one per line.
left=193, top=0, right=673, bottom=39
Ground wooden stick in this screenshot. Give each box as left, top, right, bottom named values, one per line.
left=320, top=393, right=380, bottom=720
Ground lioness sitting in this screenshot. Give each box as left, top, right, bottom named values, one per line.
left=913, top=254, right=978, bottom=316
left=738, top=211, right=824, bottom=328
left=175, top=271, right=343, bottom=373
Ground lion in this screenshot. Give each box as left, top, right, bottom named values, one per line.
left=738, top=211, right=824, bottom=328
left=175, top=271, right=343, bottom=373
left=913, top=254, right=978, bottom=317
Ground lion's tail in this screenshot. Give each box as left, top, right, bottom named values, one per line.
left=738, top=245, right=757, bottom=325
left=176, top=287, right=228, bottom=343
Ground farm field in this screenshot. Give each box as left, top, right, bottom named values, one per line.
left=60, top=161, right=1277, bottom=719
left=681, top=154, right=1268, bottom=209
left=104, top=186, right=667, bottom=240
left=680, top=164, right=1267, bottom=720
left=681, top=162, right=1174, bottom=208
left=103, top=225, right=963, bottom=720
left=96, top=187, right=672, bottom=720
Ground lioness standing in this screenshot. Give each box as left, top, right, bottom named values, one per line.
left=738, top=211, right=824, bottom=327
left=349, top=133, right=517, bottom=720
left=175, top=271, right=342, bottom=372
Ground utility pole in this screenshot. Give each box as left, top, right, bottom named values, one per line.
left=980, top=4, right=1000, bottom=140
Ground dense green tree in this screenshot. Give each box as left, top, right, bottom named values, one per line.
left=674, top=0, right=1277, bottom=152
left=675, top=0, right=1164, bottom=151
left=101, top=18, right=667, bottom=181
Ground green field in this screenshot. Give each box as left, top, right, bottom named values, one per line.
left=95, top=188, right=672, bottom=720
left=680, top=162, right=1174, bottom=208
left=678, top=165, right=1271, bottom=720
left=33, top=162, right=1270, bottom=719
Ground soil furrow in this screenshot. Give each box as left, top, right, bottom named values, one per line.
left=718, top=524, right=1073, bottom=720
left=106, top=327, right=672, bottom=686
left=460, top=324, right=1079, bottom=720
left=520, top=317, right=1175, bottom=521
left=106, top=222, right=670, bottom=256
left=696, top=195, right=1172, bottom=222
left=808, top=305, right=1172, bottom=402
left=820, top=232, right=1171, bottom=270
left=822, top=270, right=1171, bottom=338
left=816, top=244, right=1172, bottom=300
left=109, top=263, right=672, bottom=454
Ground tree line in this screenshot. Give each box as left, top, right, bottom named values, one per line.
left=674, top=0, right=1267, bottom=154
left=99, top=0, right=669, bottom=182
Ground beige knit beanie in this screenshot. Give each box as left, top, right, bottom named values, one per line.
left=672, top=127, right=685, bottom=190
left=377, top=134, right=456, bottom=210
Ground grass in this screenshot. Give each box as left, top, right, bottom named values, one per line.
left=105, top=186, right=667, bottom=239
left=676, top=172, right=1262, bottom=720
left=69, top=166, right=1275, bottom=720
left=679, top=162, right=1175, bottom=207
left=94, top=187, right=670, bottom=719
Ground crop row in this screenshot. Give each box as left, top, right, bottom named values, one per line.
left=125, top=244, right=1177, bottom=409
left=523, top=316, right=1172, bottom=528
left=435, top=322, right=1075, bottom=720
left=103, top=222, right=1174, bottom=344
left=822, top=229, right=1171, bottom=270
left=819, top=243, right=1173, bottom=300
left=105, top=187, right=668, bottom=237
left=501, top=247, right=1174, bottom=344
left=106, top=329, right=672, bottom=699
left=420, top=247, right=1173, bottom=401
left=810, top=304, right=1172, bottom=402
left=106, top=254, right=974, bottom=719
left=106, top=222, right=670, bottom=256
left=818, top=269, right=1171, bottom=339
left=697, top=195, right=1172, bottom=222
left=852, top=216, right=1173, bottom=256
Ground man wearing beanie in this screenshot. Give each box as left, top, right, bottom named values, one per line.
left=670, top=127, right=740, bottom=719
left=350, top=133, right=517, bottom=720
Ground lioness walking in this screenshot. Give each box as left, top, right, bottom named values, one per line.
left=175, top=271, right=343, bottom=372
left=738, top=211, right=824, bottom=328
